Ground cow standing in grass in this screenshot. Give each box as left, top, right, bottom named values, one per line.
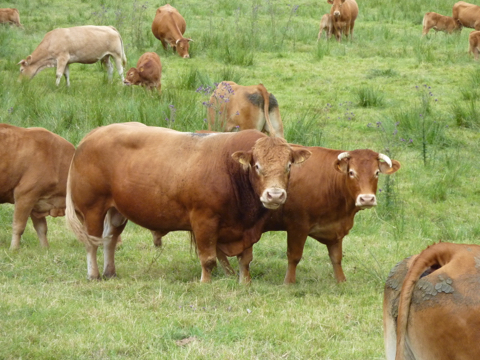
left=18, top=26, right=126, bottom=86
left=317, top=13, right=333, bottom=40
left=453, top=1, right=480, bottom=30
left=66, top=123, right=311, bottom=283
left=0, top=8, right=22, bottom=27
left=328, top=0, right=358, bottom=42
left=151, top=4, right=192, bottom=58
left=0, top=124, right=75, bottom=250
left=422, top=12, right=462, bottom=35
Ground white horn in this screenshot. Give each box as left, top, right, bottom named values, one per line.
left=176, top=39, right=181, bottom=44
left=378, top=153, right=392, bottom=168
left=338, top=152, right=350, bottom=161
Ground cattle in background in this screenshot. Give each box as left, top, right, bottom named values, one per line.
left=422, top=12, right=462, bottom=35
left=0, top=8, right=22, bottom=27
left=152, top=4, right=192, bottom=58
left=66, top=123, right=311, bottom=282
left=218, top=148, right=400, bottom=283
left=328, top=0, right=358, bottom=42
left=453, top=1, right=480, bottom=30
left=317, top=13, right=333, bottom=40
left=124, top=52, right=162, bottom=91
left=469, top=30, right=480, bottom=59
left=207, top=81, right=284, bottom=138
left=18, top=26, right=126, bottom=86
left=383, top=242, right=480, bottom=360
left=0, top=124, right=75, bottom=250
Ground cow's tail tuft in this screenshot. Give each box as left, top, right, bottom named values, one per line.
left=65, top=162, right=103, bottom=247
left=395, top=242, right=454, bottom=360
left=258, top=83, right=276, bottom=138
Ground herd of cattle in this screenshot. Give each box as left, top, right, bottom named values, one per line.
left=2, top=2, right=480, bottom=359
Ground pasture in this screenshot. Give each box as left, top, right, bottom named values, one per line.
left=1, top=0, right=480, bottom=358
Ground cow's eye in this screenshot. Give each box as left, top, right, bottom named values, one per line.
left=287, top=163, right=292, bottom=172
left=375, top=170, right=380, bottom=177
left=349, top=170, right=355, bottom=177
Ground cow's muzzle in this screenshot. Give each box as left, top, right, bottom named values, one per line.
left=334, top=11, right=340, bottom=17
left=356, top=194, right=377, bottom=208
left=261, top=188, right=287, bottom=209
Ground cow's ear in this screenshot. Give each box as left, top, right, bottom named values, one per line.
left=26, top=55, right=32, bottom=65
left=334, top=158, right=349, bottom=174
left=17, top=59, right=26, bottom=65
left=380, top=159, right=401, bottom=175
left=292, top=149, right=311, bottom=165
left=139, top=66, right=144, bottom=73
left=232, top=151, right=252, bottom=170
left=327, top=0, right=334, bottom=4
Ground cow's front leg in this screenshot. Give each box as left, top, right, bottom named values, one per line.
left=10, top=198, right=35, bottom=250
left=285, top=232, right=308, bottom=284
left=192, top=218, right=219, bottom=283
left=237, top=247, right=253, bottom=284
left=56, top=57, right=69, bottom=86
left=327, top=239, right=346, bottom=283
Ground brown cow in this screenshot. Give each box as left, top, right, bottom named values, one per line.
left=0, top=8, right=22, bottom=27
left=317, top=13, right=333, bottom=40
left=66, top=123, right=311, bottom=282
left=18, top=26, right=126, bottom=86
left=207, top=81, right=284, bottom=138
left=453, top=1, right=480, bottom=30
left=151, top=4, right=192, bottom=58
left=383, top=242, right=480, bottom=360
left=0, top=124, right=75, bottom=250
left=328, top=0, right=358, bottom=42
left=469, top=30, right=480, bottom=59
left=218, top=148, right=400, bottom=283
left=124, top=52, right=162, bottom=91
left=422, top=12, right=462, bottom=35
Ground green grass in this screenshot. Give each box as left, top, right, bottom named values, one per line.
left=1, top=0, right=480, bottom=358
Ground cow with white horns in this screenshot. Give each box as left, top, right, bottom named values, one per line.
left=18, top=26, right=126, bottom=86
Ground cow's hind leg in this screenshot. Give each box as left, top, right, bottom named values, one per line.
left=102, top=208, right=127, bottom=278
left=30, top=215, right=48, bottom=248
left=237, top=247, right=253, bottom=284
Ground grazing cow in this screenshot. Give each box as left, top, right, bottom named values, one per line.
left=124, top=52, right=162, bottom=91
left=317, top=13, right=333, bottom=40
left=328, top=0, right=358, bottom=42
left=0, top=124, right=75, bottom=250
left=422, top=12, right=462, bottom=35
left=151, top=4, right=192, bottom=58
left=0, top=8, right=22, bottom=27
left=383, top=242, right=480, bottom=360
left=66, top=123, right=311, bottom=282
left=453, top=1, right=480, bottom=30
left=469, top=30, right=480, bottom=60
left=18, top=26, right=126, bottom=86
left=218, top=148, right=400, bottom=283
left=207, top=81, right=284, bottom=138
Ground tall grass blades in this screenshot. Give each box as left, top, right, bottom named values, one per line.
left=356, top=86, right=385, bottom=108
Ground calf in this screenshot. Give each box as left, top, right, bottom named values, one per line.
left=207, top=81, right=284, bottom=138
left=383, top=242, right=480, bottom=360
left=317, top=13, right=333, bottom=40
left=0, top=8, right=22, bottom=27
left=124, top=52, right=162, bottom=91
left=18, top=26, right=126, bottom=86
left=453, top=1, right=480, bottom=30
left=422, top=12, right=462, bottom=35
left=0, top=124, right=75, bottom=249
left=328, top=0, right=359, bottom=42
left=152, top=4, right=192, bottom=58
left=469, top=30, right=480, bottom=59
left=66, top=124, right=311, bottom=282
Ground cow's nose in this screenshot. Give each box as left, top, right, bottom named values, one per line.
left=183, top=54, right=190, bottom=59
left=356, top=194, right=377, bottom=207
left=334, top=11, right=340, bottom=17
left=262, top=188, right=287, bottom=208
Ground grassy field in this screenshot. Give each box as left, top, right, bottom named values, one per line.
left=1, top=0, right=480, bottom=358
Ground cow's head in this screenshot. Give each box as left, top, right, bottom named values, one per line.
left=328, top=0, right=346, bottom=18
left=17, top=55, right=36, bottom=79
left=124, top=67, right=141, bottom=86
left=232, top=137, right=311, bottom=209
left=175, top=38, right=193, bottom=58
left=334, top=149, right=401, bottom=209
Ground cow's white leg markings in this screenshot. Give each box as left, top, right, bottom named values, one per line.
left=86, top=243, right=100, bottom=280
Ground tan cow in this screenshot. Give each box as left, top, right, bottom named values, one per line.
left=124, top=52, right=162, bottom=91
left=0, top=8, right=22, bottom=27
left=218, top=148, right=400, bottom=283
left=66, top=123, right=311, bottom=282
left=207, top=81, right=284, bottom=138
left=422, top=12, right=462, bottom=35
left=469, top=30, right=480, bottom=59
left=0, top=124, right=75, bottom=250
left=453, top=1, right=480, bottom=30
left=152, top=4, right=192, bottom=58
left=18, top=26, right=126, bottom=86
left=317, top=13, right=333, bottom=40
left=383, top=242, right=480, bottom=360
left=328, top=0, right=358, bottom=42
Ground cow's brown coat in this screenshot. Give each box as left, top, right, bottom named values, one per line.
left=0, top=8, right=22, bottom=27
left=124, top=52, right=162, bottom=91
